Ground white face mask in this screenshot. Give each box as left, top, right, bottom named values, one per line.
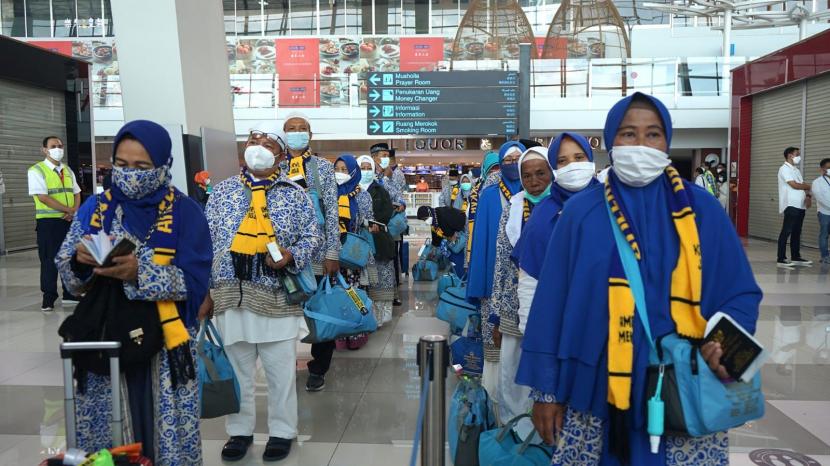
left=244, top=144, right=276, bottom=171
left=825, top=169, right=830, bottom=177
left=449, top=179, right=458, bottom=186
left=554, top=161, right=596, bottom=191
left=335, top=172, right=352, bottom=185
left=423, top=217, right=433, bottom=225
left=792, top=156, right=802, bottom=165
left=610, top=145, right=671, bottom=187
left=48, top=148, right=64, bottom=162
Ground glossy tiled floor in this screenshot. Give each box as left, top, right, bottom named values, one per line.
left=1, top=237, right=828, bottom=465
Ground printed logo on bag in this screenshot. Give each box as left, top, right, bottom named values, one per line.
left=748, top=449, right=821, bottom=466
left=345, top=288, right=368, bottom=315
left=464, top=351, right=482, bottom=373
left=129, top=328, right=144, bottom=346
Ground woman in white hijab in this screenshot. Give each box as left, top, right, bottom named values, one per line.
left=357, top=155, right=397, bottom=335
left=489, top=146, right=554, bottom=423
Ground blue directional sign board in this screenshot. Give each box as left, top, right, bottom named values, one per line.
left=366, top=71, right=519, bottom=136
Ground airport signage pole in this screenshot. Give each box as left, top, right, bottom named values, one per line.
left=519, top=43, right=532, bottom=140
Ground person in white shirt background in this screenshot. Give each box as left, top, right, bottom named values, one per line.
left=777, top=146, right=814, bottom=268
left=811, top=157, right=830, bottom=264
left=27, top=136, right=82, bottom=311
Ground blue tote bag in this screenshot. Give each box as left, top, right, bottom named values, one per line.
left=479, top=414, right=553, bottom=466
left=197, top=320, right=241, bottom=419
left=437, top=286, right=479, bottom=335
left=302, top=273, right=377, bottom=344
left=437, top=270, right=463, bottom=296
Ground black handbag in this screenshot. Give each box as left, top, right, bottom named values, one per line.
left=59, top=276, right=163, bottom=377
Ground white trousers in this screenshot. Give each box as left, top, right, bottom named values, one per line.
left=482, top=360, right=501, bottom=424
left=224, top=339, right=298, bottom=439
left=498, top=334, right=532, bottom=423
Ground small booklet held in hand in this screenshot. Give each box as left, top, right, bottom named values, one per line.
left=704, top=312, right=767, bottom=382
left=81, top=231, right=136, bottom=266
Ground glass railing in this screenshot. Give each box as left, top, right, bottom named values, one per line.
left=89, top=56, right=748, bottom=112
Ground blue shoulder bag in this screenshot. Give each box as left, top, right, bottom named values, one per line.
left=387, top=211, right=408, bottom=237
left=437, top=285, right=479, bottom=335
left=340, top=231, right=371, bottom=269
left=301, top=273, right=377, bottom=344
left=197, top=320, right=241, bottom=419
left=605, top=198, right=764, bottom=439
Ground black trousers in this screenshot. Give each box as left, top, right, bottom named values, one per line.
left=393, top=240, right=402, bottom=287
left=777, top=206, right=806, bottom=261
left=308, top=340, right=336, bottom=376
left=36, top=218, right=72, bottom=305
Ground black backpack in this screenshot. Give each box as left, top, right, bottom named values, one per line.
left=58, top=276, right=163, bottom=382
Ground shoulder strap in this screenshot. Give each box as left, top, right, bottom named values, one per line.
left=604, top=197, right=657, bottom=353
left=308, top=155, right=325, bottom=210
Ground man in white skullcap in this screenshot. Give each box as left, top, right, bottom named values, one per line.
left=202, top=120, right=323, bottom=462
left=279, top=111, right=342, bottom=393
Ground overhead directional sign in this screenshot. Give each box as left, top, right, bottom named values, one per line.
left=367, top=102, right=518, bottom=119
left=365, top=71, right=519, bottom=136
left=368, top=71, right=519, bottom=88
left=367, top=119, right=517, bottom=136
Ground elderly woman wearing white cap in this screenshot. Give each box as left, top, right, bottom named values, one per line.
left=490, top=146, right=554, bottom=424
left=278, top=112, right=343, bottom=393
left=201, top=121, right=323, bottom=462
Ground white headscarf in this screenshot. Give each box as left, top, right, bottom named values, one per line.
left=506, top=147, right=552, bottom=247
left=357, top=155, right=375, bottom=191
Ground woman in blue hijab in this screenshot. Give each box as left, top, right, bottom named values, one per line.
left=329, top=154, right=374, bottom=350
left=512, top=132, right=599, bottom=329
left=466, top=140, right=525, bottom=397
left=465, top=150, right=501, bottom=265
left=56, top=120, right=212, bottom=464
left=516, top=93, right=762, bottom=466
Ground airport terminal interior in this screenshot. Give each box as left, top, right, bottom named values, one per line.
left=2, top=0, right=830, bottom=465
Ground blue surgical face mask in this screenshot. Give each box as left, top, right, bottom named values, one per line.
left=360, top=169, right=375, bottom=185
left=285, top=131, right=310, bottom=150
left=112, top=164, right=170, bottom=199
left=460, top=182, right=472, bottom=191
left=524, top=184, right=551, bottom=204
left=379, top=157, right=390, bottom=169
left=501, top=162, right=520, bottom=181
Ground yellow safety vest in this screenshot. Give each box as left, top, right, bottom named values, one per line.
left=30, top=161, right=75, bottom=219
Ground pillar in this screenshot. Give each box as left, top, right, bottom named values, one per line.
left=109, top=0, right=238, bottom=194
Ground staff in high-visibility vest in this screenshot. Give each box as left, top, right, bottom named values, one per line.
left=27, top=136, right=81, bottom=311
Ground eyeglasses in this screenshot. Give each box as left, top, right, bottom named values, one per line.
left=249, top=131, right=284, bottom=146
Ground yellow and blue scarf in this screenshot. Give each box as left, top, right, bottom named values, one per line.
left=88, top=187, right=190, bottom=356
left=606, top=166, right=707, bottom=411
left=230, top=169, right=280, bottom=280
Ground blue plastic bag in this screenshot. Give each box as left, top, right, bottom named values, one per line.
left=479, top=414, right=553, bottom=466
left=448, top=378, right=496, bottom=465
left=302, top=273, right=377, bottom=344
left=450, top=315, right=483, bottom=376
left=197, top=320, right=241, bottom=419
